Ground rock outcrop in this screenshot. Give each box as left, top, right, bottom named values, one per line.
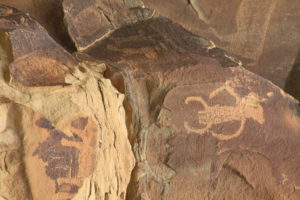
left=80, top=17, right=300, bottom=200
left=142, top=0, right=300, bottom=92
left=0, top=1, right=300, bottom=200
left=0, top=5, right=134, bottom=200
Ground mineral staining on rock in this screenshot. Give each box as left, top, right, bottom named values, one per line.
left=25, top=113, right=99, bottom=200
left=0, top=4, right=134, bottom=200
left=81, top=16, right=300, bottom=200
left=63, top=0, right=155, bottom=50
left=143, top=0, right=300, bottom=91
left=0, top=2, right=300, bottom=200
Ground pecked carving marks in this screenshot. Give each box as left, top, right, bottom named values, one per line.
left=184, top=83, right=265, bottom=140
left=33, top=118, right=83, bottom=194
left=160, top=82, right=266, bottom=140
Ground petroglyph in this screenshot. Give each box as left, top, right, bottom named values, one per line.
left=32, top=117, right=91, bottom=194
left=184, top=82, right=265, bottom=140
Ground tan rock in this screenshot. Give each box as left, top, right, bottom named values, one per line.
left=0, top=2, right=300, bottom=200
left=0, top=5, right=134, bottom=200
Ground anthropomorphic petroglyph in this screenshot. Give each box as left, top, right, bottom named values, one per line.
left=32, top=116, right=96, bottom=195
left=184, top=82, right=265, bottom=140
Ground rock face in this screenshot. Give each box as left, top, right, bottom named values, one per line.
left=81, top=17, right=300, bottom=200
left=0, top=5, right=77, bottom=86
left=0, top=2, right=300, bottom=200
left=62, top=0, right=154, bottom=51
left=142, top=0, right=300, bottom=93
left=0, top=5, right=134, bottom=200
left=0, top=0, right=75, bottom=51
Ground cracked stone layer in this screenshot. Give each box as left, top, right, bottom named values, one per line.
left=63, top=0, right=155, bottom=51
left=81, top=17, right=300, bottom=200
left=143, top=0, right=300, bottom=91
left=0, top=4, right=77, bottom=86
left=0, top=0, right=75, bottom=51
left=0, top=5, right=134, bottom=200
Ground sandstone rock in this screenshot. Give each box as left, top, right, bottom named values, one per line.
left=0, top=4, right=77, bottom=86
left=0, top=2, right=300, bottom=200
left=0, top=5, right=134, bottom=200
left=81, top=17, right=300, bottom=200
left=142, top=0, right=300, bottom=93
left=62, top=0, right=155, bottom=51
left=0, top=0, right=75, bottom=51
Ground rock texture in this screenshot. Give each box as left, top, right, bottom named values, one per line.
left=1, top=0, right=300, bottom=99
left=80, top=17, right=300, bottom=200
left=62, top=0, right=154, bottom=51
left=0, top=2, right=300, bottom=200
left=0, top=5, right=134, bottom=200
left=142, top=0, right=300, bottom=93
left=0, top=0, right=75, bottom=51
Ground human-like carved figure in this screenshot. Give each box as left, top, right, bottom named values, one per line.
left=33, top=118, right=85, bottom=194
left=184, top=82, right=265, bottom=140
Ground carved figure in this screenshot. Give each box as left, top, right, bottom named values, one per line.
left=184, top=83, right=265, bottom=140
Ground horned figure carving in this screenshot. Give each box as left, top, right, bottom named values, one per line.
left=184, top=83, right=265, bottom=140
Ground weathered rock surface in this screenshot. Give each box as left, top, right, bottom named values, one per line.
left=2, top=0, right=300, bottom=100
left=142, top=0, right=300, bottom=94
left=0, top=0, right=75, bottom=51
left=0, top=2, right=300, bottom=200
left=81, top=17, right=300, bottom=200
left=0, top=5, right=77, bottom=86
left=0, top=5, right=134, bottom=200
left=63, top=0, right=155, bottom=51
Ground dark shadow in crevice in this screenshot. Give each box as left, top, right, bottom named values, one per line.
left=42, top=1, right=76, bottom=52
left=285, top=47, right=300, bottom=101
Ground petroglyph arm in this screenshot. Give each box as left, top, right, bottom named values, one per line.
left=209, top=83, right=241, bottom=102
left=185, top=96, right=208, bottom=109
left=212, top=118, right=246, bottom=140
left=184, top=121, right=212, bottom=135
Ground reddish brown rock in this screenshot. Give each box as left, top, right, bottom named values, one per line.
left=62, top=0, right=154, bottom=51
left=82, top=17, right=300, bottom=200
left=0, top=6, right=134, bottom=200
left=142, top=0, right=300, bottom=94
left=0, top=2, right=300, bottom=200
left=0, top=4, right=77, bottom=86
left=0, top=0, right=75, bottom=50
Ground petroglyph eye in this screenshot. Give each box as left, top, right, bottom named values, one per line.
left=35, top=117, right=54, bottom=129
left=71, top=117, right=88, bottom=130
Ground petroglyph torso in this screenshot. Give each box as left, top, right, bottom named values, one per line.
left=184, top=83, right=265, bottom=140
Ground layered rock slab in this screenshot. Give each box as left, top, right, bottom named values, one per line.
left=142, top=0, right=300, bottom=93
left=0, top=0, right=75, bottom=51
left=81, top=17, right=300, bottom=200
left=0, top=5, right=134, bottom=200
left=62, top=0, right=155, bottom=51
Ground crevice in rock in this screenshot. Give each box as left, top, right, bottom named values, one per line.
left=34, top=0, right=77, bottom=52
left=103, top=65, right=138, bottom=199
left=0, top=31, right=13, bottom=84
left=223, top=164, right=255, bottom=190
left=9, top=104, right=34, bottom=200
